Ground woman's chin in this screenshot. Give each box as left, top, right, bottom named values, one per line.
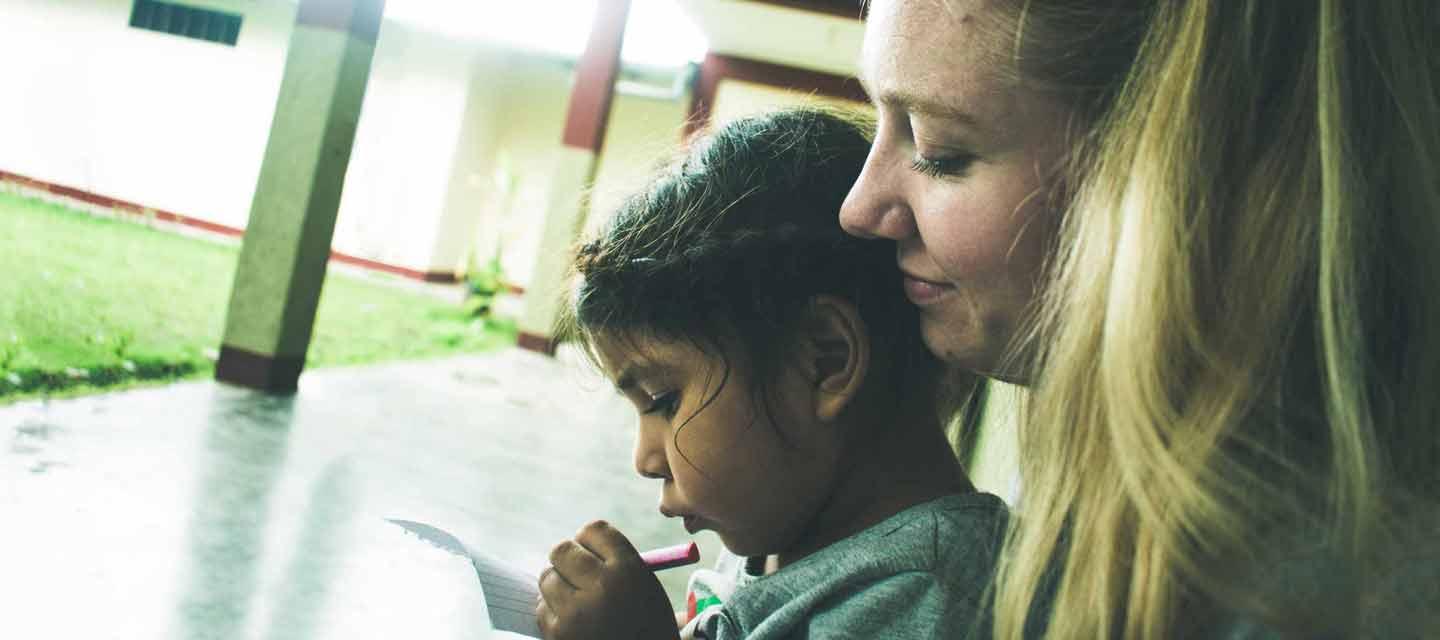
left=921, top=314, right=982, bottom=367
left=922, top=320, right=1027, bottom=382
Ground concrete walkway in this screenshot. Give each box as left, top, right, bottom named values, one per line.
left=2, top=347, right=721, bottom=639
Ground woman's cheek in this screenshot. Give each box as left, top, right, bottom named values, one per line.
left=933, top=168, right=1055, bottom=278
left=919, top=197, right=1018, bottom=278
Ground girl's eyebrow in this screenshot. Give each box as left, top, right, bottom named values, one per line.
left=613, top=362, right=674, bottom=393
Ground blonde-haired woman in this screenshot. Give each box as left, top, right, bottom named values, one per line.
left=841, top=0, right=1438, bottom=637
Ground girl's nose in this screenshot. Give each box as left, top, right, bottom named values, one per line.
left=633, top=420, right=670, bottom=480
left=840, top=135, right=918, bottom=241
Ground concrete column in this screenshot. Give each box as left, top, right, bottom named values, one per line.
left=215, top=0, right=385, bottom=393
left=516, top=0, right=631, bottom=355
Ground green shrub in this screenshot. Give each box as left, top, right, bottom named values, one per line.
left=463, top=255, right=506, bottom=319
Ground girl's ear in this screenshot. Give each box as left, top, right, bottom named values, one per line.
left=797, top=295, right=870, bottom=422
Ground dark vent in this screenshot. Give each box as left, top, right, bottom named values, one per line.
left=129, top=0, right=242, bottom=46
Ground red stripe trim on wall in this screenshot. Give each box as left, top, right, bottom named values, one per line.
left=749, top=0, right=865, bottom=20
left=561, top=0, right=631, bottom=151
left=517, top=331, right=558, bottom=356
left=684, top=53, right=870, bottom=138
left=0, top=169, right=474, bottom=286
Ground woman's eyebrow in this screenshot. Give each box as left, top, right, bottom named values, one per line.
left=856, top=39, right=984, bottom=130
left=879, top=90, right=984, bottom=130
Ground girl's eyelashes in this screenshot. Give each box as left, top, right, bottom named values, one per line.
left=909, top=152, right=975, bottom=179
left=644, top=391, right=680, bottom=418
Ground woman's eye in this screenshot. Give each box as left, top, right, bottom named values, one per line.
left=644, top=391, right=680, bottom=418
left=909, top=153, right=975, bottom=179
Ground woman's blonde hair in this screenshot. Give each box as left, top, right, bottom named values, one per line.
left=983, top=1, right=1440, bottom=637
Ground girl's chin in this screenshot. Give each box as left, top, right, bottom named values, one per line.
left=715, top=532, right=767, bottom=559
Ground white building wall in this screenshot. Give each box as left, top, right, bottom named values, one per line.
left=460, top=58, right=690, bottom=288
left=0, top=0, right=692, bottom=282
left=586, top=85, right=690, bottom=238
left=480, top=58, right=573, bottom=287
left=424, top=48, right=508, bottom=276
left=712, top=78, right=869, bottom=126
left=328, top=22, right=482, bottom=274
left=0, top=0, right=292, bottom=230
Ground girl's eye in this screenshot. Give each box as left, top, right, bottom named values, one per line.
left=644, top=391, right=680, bottom=418
left=909, top=153, right=975, bottom=179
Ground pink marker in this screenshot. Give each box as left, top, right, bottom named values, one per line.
left=640, top=541, right=701, bottom=572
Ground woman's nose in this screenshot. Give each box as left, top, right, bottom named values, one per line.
left=840, top=137, right=918, bottom=241
left=633, top=421, right=670, bottom=480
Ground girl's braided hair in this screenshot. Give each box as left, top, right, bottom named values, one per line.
left=562, top=108, right=937, bottom=416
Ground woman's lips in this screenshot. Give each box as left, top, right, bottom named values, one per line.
left=903, top=274, right=953, bottom=305
left=683, top=516, right=700, bottom=535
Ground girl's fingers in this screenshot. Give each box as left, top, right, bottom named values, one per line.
left=573, top=520, right=642, bottom=565
left=538, top=565, right=577, bottom=601
left=535, top=597, right=556, bottom=637
left=549, top=538, right=604, bottom=581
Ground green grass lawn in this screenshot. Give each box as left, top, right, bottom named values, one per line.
left=0, top=190, right=514, bottom=400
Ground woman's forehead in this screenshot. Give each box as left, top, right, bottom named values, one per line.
left=860, top=0, right=1014, bottom=123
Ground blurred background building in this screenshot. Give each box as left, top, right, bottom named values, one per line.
left=0, top=5, right=1024, bottom=637
left=0, top=0, right=866, bottom=310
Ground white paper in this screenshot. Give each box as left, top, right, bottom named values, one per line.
left=389, top=519, right=542, bottom=638
left=470, top=552, right=543, bottom=638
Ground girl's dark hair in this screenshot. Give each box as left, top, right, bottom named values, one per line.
left=561, top=108, right=938, bottom=422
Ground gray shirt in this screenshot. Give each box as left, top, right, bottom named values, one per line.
left=685, top=492, right=1007, bottom=640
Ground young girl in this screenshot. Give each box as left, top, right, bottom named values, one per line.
left=534, top=109, right=1005, bottom=640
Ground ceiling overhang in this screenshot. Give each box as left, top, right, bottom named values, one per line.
left=677, top=0, right=865, bottom=77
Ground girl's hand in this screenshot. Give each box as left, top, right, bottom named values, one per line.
left=536, top=520, right=680, bottom=640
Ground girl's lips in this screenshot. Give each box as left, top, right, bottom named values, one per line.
left=903, top=274, right=954, bottom=305
left=662, top=507, right=703, bottom=534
